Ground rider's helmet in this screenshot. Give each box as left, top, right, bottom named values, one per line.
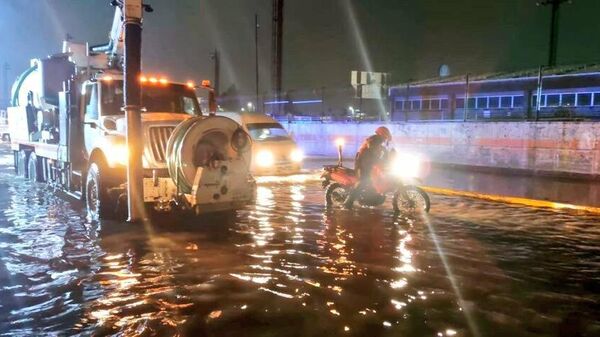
left=375, top=126, right=392, bottom=142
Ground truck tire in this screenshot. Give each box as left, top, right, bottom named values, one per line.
left=15, top=150, right=29, bottom=178
left=27, top=153, right=44, bottom=182
left=86, top=159, right=116, bottom=221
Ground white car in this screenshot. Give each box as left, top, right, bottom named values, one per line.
left=218, top=112, right=303, bottom=175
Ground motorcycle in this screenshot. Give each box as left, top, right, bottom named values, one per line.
left=321, top=139, right=430, bottom=213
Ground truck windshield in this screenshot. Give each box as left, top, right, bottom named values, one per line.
left=101, top=80, right=201, bottom=115
left=246, top=122, right=291, bottom=141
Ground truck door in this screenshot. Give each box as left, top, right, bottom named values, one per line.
left=83, top=83, right=101, bottom=156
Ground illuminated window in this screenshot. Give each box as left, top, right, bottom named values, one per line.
left=489, top=97, right=499, bottom=108
left=467, top=98, right=476, bottom=109
left=476, top=97, right=487, bottom=109
left=561, top=94, right=575, bottom=106
left=577, top=93, right=592, bottom=106
left=513, top=96, right=524, bottom=108
left=593, top=93, right=600, bottom=106
left=441, top=99, right=449, bottom=109
left=546, top=94, right=560, bottom=107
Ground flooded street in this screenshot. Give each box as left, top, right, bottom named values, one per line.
left=0, top=153, right=599, bottom=336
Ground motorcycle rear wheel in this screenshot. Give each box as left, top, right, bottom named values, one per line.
left=393, top=186, right=431, bottom=214
left=325, top=183, right=349, bottom=207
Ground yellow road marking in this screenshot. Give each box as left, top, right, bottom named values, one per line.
left=422, top=186, right=600, bottom=215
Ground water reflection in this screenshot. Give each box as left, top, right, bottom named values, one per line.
left=0, top=159, right=599, bottom=336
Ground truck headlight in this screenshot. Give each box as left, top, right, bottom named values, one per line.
left=256, top=150, right=275, bottom=167
left=290, top=149, right=304, bottom=163
left=109, top=143, right=129, bottom=166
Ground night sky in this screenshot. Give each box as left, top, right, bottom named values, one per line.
left=1, top=0, right=599, bottom=98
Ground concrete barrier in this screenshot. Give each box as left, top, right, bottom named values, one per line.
left=284, top=121, right=600, bottom=177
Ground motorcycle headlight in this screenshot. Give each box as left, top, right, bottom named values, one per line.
left=256, top=150, right=275, bottom=167
left=290, top=149, right=304, bottom=163
left=391, top=152, right=421, bottom=178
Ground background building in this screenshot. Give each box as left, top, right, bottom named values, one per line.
left=389, top=64, right=600, bottom=122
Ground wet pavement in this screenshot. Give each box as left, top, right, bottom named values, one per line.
left=0, top=149, right=600, bottom=336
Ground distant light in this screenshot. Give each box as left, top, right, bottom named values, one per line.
left=292, top=99, right=323, bottom=105
left=264, top=100, right=290, bottom=105
left=335, top=138, right=345, bottom=147
left=159, top=78, right=168, bottom=85
left=186, top=81, right=195, bottom=88
left=149, top=77, right=158, bottom=84
left=140, top=76, right=148, bottom=83
left=102, top=76, right=113, bottom=82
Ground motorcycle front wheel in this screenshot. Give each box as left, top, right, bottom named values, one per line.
left=393, top=186, right=431, bottom=214
left=325, top=183, right=349, bottom=207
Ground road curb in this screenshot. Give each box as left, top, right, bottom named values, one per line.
left=422, top=186, right=600, bottom=215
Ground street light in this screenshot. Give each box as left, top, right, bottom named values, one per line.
left=537, top=0, right=572, bottom=67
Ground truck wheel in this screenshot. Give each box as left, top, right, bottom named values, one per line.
left=15, top=150, right=29, bottom=178
left=86, top=160, right=115, bottom=221
left=27, top=153, right=44, bottom=182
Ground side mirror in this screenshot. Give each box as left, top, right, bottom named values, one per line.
left=83, top=121, right=97, bottom=129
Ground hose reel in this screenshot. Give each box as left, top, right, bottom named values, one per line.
left=166, top=116, right=252, bottom=194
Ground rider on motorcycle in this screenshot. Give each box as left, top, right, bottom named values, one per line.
left=343, top=126, right=392, bottom=209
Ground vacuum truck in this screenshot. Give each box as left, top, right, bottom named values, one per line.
left=7, top=2, right=255, bottom=221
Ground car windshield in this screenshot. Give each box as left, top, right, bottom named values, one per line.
left=101, top=80, right=201, bottom=115
left=246, top=122, right=290, bottom=141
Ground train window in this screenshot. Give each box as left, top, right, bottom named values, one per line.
left=411, top=100, right=421, bottom=110
left=489, top=97, right=499, bottom=108
left=403, top=101, right=411, bottom=110
left=431, top=99, right=440, bottom=110
left=577, top=93, right=592, bottom=106
left=467, top=98, right=476, bottom=109
left=500, top=96, right=512, bottom=108
left=561, top=94, right=575, bottom=106
left=477, top=97, right=487, bottom=109
left=546, top=94, right=560, bottom=107
left=456, top=98, right=465, bottom=109
left=395, top=100, right=404, bottom=110
left=441, top=99, right=449, bottom=109
left=513, top=96, right=524, bottom=108
left=593, top=93, right=600, bottom=106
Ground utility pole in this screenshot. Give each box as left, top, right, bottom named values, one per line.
left=120, top=0, right=149, bottom=222
left=255, top=14, right=260, bottom=112
left=210, top=49, right=220, bottom=97
left=537, top=0, right=571, bottom=67
left=271, top=0, right=284, bottom=115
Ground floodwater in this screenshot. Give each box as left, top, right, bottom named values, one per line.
left=0, top=155, right=599, bottom=336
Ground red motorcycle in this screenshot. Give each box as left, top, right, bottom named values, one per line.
left=321, top=142, right=430, bottom=213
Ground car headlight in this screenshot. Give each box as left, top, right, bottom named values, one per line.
left=256, top=150, right=275, bottom=167
left=290, top=149, right=304, bottom=163
left=391, top=152, right=421, bottom=178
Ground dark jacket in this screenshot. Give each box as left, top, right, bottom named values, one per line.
left=354, top=134, right=386, bottom=178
